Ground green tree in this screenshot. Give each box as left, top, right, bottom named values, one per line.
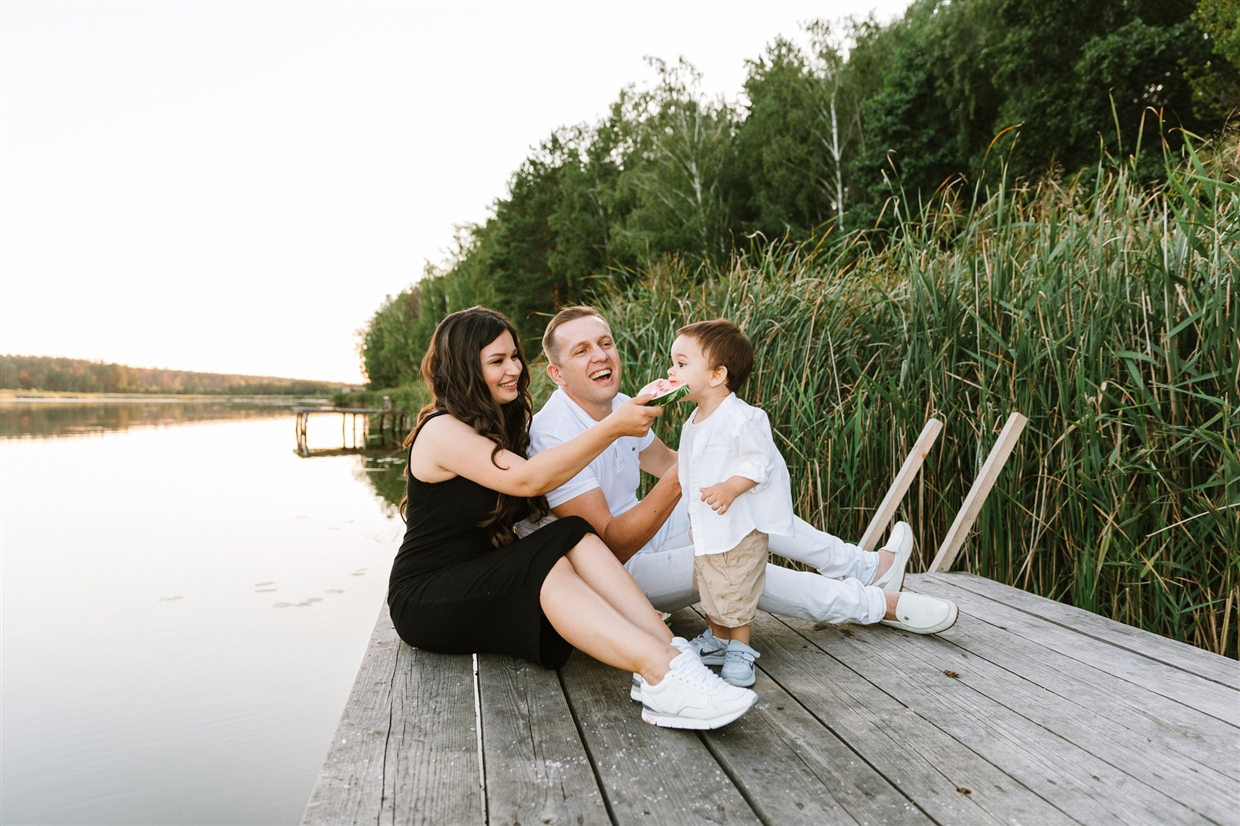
left=854, top=0, right=1227, bottom=214
left=359, top=288, right=424, bottom=389
left=735, top=37, right=834, bottom=238
left=610, top=59, right=741, bottom=267
left=1186, top=0, right=1240, bottom=119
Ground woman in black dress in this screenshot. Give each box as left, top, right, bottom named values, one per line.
left=388, top=307, right=757, bottom=730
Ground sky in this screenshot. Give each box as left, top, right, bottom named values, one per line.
left=1, top=0, right=910, bottom=384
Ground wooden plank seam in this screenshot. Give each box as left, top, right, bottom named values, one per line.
left=472, top=652, right=487, bottom=824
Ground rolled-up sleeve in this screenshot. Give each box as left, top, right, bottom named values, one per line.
left=730, top=419, right=775, bottom=488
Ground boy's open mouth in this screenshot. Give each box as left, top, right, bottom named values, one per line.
left=589, top=368, right=613, bottom=384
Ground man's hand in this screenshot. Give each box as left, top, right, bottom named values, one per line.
left=699, top=475, right=757, bottom=515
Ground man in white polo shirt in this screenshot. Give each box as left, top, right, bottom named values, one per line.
left=526, top=306, right=958, bottom=639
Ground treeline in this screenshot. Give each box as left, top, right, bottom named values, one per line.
left=1, top=355, right=344, bottom=396
left=360, top=0, right=1238, bottom=386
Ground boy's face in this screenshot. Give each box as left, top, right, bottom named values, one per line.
left=669, top=334, right=726, bottom=403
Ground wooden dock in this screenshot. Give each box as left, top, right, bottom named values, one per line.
left=293, top=406, right=412, bottom=456
left=302, top=573, right=1240, bottom=826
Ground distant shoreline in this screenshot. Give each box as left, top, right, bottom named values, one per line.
left=0, top=389, right=329, bottom=403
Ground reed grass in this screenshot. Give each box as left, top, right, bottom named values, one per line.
left=599, top=135, right=1239, bottom=658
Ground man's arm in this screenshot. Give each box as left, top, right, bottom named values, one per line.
left=637, top=433, right=677, bottom=479
left=552, top=468, right=682, bottom=563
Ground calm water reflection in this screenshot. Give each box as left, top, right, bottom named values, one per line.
left=0, top=398, right=296, bottom=439
left=1, top=401, right=408, bottom=825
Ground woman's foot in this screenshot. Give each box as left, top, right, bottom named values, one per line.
left=639, top=651, right=757, bottom=729
left=631, top=636, right=694, bottom=701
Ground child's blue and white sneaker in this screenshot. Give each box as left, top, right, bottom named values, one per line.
left=720, top=640, right=761, bottom=687
left=685, top=628, right=728, bottom=665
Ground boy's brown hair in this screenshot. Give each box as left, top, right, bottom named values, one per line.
left=677, top=319, right=753, bottom=393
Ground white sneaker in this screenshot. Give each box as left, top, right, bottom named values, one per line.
left=880, top=592, right=959, bottom=634
left=633, top=638, right=695, bottom=702
left=640, top=652, right=758, bottom=730
left=670, top=636, right=693, bottom=655
left=872, top=521, right=914, bottom=592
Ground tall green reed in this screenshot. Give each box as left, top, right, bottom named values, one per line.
left=601, top=136, right=1239, bottom=658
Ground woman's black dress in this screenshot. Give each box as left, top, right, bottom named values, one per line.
left=387, top=412, right=595, bottom=669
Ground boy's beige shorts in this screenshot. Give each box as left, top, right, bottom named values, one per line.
left=692, top=529, right=769, bottom=628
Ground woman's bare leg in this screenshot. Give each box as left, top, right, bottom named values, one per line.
left=563, top=535, right=674, bottom=643
left=540, top=556, right=677, bottom=684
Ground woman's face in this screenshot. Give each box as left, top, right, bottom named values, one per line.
left=480, top=330, right=523, bottom=405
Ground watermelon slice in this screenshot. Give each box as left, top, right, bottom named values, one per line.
left=637, top=378, right=690, bottom=407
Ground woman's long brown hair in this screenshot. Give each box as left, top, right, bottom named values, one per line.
left=399, top=307, right=549, bottom=547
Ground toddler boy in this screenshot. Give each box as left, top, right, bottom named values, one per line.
left=668, top=319, right=795, bottom=687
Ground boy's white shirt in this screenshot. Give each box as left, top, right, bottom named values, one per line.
left=678, top=392, right=796, bottom=555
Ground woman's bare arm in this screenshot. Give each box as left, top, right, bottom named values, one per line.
left=410, top=395, right=661, bottom=497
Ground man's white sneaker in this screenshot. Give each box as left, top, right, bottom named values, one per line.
left=640, top=652, right=758, bottom=730
left=684, top=628, right=728, bottom=665
left=879, top=592, right=959, bottom=634
left=872, top=521, right=914, bottom=592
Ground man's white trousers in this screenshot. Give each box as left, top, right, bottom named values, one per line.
left=622, top=502, right=887, bottom=625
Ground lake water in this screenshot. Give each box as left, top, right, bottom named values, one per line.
left=1, top=400, right=408, bottom=825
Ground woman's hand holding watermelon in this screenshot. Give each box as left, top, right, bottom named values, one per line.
left=603, top=394, right=663, bottom=437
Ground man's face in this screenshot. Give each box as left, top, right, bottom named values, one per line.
left=548, top=316, right=622, bottom=411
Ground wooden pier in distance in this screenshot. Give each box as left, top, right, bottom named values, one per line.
left=293, top=405, right=412, bottom=457
left=301, top=572, right=1239, bottom=826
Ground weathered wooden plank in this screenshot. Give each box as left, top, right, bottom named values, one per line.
left=896, top=584, right=1240, bottom=821
left=904, top=578, right=1240, bottom=787
left=909, top=574, right=1240, bottom=730
left=666, top=612, right=931, bottom=826
left=302, top=605, right=482, bottom=826
left=798, top=617, right=1218, bottom=825
left=928, top=412, right=1028, bottom=574
left=558, top=649, right=761, bottom=825
left=919, top=573, right=1240, bottom=690
left=477, top=654, right=608, bottom=826
left=749, top=612, right=1079, bottom=826
left=858, top=418, right=943, bottom=551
